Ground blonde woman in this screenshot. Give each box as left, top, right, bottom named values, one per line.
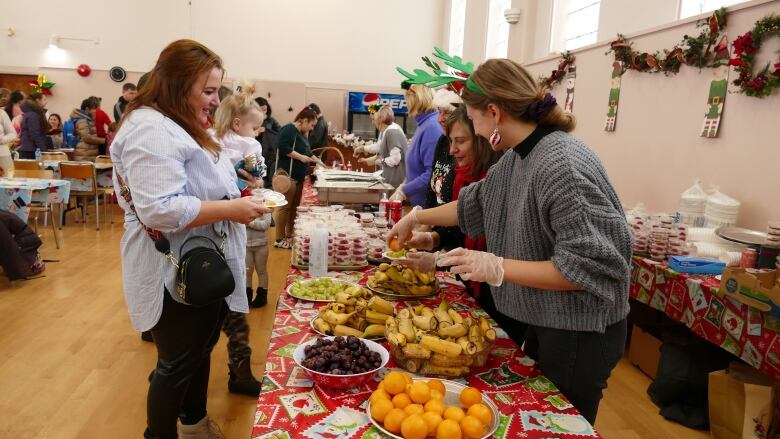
left=388, top=59, right=630, bottom=424
left=390, top=84, right=442, bottom=206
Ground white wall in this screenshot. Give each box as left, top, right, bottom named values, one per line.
left=522, top=1, right=780, bottom=229
left=596, top=0, right=680, bottom=42
left=0, top=0, right=445, bottom=87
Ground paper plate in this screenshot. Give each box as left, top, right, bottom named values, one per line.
left=286, top=278, right=352, bottom=302
left=365, top=281, right=440, bottom=299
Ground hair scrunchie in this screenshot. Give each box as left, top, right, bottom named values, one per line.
left=526, top=93, right=557, bottom=122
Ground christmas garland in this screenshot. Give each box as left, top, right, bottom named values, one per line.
left=606, top=7, right=727, bottom=75
left=538, top=52, right=575, bottom=87
left=729, top=14, right=780, bottom=97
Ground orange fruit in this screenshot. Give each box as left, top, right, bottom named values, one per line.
left=459, top=415, right=486, bottom=439
left=403, top=373, right=413, bottom=384
left=404, top=403, right=425, bottom=416
left=466, top=403, right=492, bottom=427
left=384, top=371, right=407, bottom=395
left=370, top=398, right=394, bottom=423
left=392, top=392, right=412, bottom=409
left=424, top=398, right=445, bottom=415
left=409, top=381, right=432, bottom=404
left=436, top=419, right=462, bottom=439
left=443, top=406, right=465, bottom=423
left=459, top=387, right=483, bottom=408
left=427, top=379, right=446, bottom=395
left=422, top=411, right=443, bottom=437
left=370, top=388, right=391, bottom=404
left=389, top=238, right=401, bottom=251
left=401, top=413, right=429, bottom=439
left=430, top=389, right=444, bottom=401
left=384, top=408, right=408, bottom=434
left=378, top=381, right=386, bottom=392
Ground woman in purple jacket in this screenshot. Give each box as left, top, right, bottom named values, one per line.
left=391, top=84, right=442, bottom=207
left=18, top=92, right=51, bottom=159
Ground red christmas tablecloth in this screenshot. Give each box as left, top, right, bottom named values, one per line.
left=252, top=267, right=601, bottom=439
left=630, top=256, right=780, bottom=381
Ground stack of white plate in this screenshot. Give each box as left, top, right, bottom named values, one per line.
left=766, top=221, right=780, bottom=247
left=677, top=181, right=708, bottom=227
left=704, top=190, right=740, bottom=228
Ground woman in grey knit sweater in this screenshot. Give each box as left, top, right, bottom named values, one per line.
left=388, top=58, right=631, bottom=424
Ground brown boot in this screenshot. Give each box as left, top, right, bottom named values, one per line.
left=227, top=359, right=261, bottom=397
left=178, top=415, right=225, bottom=439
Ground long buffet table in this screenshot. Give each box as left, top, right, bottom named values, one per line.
left=252, top=265, right=602, bottom=439
left=630, top=256, right=780, bottom=381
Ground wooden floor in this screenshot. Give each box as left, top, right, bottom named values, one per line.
left=0, top=207, right=710, bottom=439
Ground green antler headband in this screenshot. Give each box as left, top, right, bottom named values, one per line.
left=396, top=47, right=484, bottom=96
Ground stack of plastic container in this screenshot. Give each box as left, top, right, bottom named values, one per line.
left=676, top=180, right=707, bottom=227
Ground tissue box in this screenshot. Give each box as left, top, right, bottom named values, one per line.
left=668, top=256, right=725, bottom=275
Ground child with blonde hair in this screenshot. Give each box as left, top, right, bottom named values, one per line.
left=213, top=83, right=267, bottom=192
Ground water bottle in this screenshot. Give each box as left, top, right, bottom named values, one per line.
left=308, top=221, right=329, bottom=278
left=34, top=148, right=41, bottom=161
left=379, top=192, right=389, bottom=219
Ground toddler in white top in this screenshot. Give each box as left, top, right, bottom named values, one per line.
left=213, top=84, right=267, bottom=191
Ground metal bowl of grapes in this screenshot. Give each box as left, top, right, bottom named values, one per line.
left=293, top=336, right=389, bottom=389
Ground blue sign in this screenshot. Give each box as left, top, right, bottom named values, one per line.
left=348, top=92, right=408, bottom=114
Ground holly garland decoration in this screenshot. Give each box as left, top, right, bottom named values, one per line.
left=28, top=73, right=55, bottom=95
left=538, top=52, right=575, bottom=87
left=729, top=14, right=780, bottom=97
left=606, top=7, right=727, bottom=75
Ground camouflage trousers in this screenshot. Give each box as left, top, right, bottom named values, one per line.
left=222, top=310, right=252, bottom=365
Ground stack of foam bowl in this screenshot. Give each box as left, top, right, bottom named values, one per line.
left=766, top=221, right=780, bottom=247
left=677, top=181, right=708, bottom=227
left=704, top=190, right=740, bottom=228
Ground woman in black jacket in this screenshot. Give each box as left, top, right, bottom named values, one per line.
left=18, top=92, right=51, bottom=159
left=254, top=97, right=281, bottom=186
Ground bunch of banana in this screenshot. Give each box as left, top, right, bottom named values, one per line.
left=312, top=285, right=396, bottom=339
left=366, top=263, right=437, bottom=296
left=385, top=300, right=497, bottom=376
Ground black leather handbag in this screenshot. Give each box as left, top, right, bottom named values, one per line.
left=116, top=173, right=235, bottom=307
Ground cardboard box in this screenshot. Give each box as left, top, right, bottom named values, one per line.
left=629, top=324, right=662, bottom=379
left=720, top=267, right=780, bottom=314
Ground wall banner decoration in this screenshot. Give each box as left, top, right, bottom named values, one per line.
left=604, top=62, right=623, bottom=132
left=564, top=66, right=576, bottom=113
left=701, top=36, right=730, bottom=138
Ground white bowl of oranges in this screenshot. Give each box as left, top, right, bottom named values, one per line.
left=367, top=370, right=499, bottom=439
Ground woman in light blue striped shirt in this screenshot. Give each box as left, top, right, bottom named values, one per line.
left=111, top=40, right=268, bottom=439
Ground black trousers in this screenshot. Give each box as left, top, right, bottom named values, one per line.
left=523, top=319, right=627, bottom=424
left=475, top=283, right=527, bottom=347
left=144, top=291, right=227, bottom=439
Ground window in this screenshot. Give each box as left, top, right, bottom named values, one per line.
left=449, top=0, right=467, bottom=57
left=679, top=0, right=747, bottom=19
left=550, top=0, right=601, bottom=52
left=485, top=0, right=512, bottom=59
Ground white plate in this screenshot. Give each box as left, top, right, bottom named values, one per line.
left=382, top=251, right=408, bottom=261
left=286, top=278, right=352, bottom=302
left=367, top=378, right=500, bottom=439
left=262, top=198, right=288, bottom=208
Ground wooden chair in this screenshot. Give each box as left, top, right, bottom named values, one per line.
left=95, top=155, right=112, bottom=164
left=312, top=147, right=345, bottom=165
left=41, top=151, right=68, bottom=162
left=14, top=169, right=61, bottom=248
left=59, top=161, right=113, bottom=230
left=13, top=159, right=43, bottom=171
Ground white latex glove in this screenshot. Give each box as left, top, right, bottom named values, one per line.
left=438, top=247, right=505, bottom=287
left=390, top=185, right=406, bottom=202
left=397, top=251, right=442, bottom=274
left=353, top=145, right=365, bottom=156
left=405, top=231, right=436, bottom=251
left=387, top=206, right=421, bottom=248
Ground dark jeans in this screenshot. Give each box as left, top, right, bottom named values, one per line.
left=18, top=150, right=36, bottom=159
left=476, top=283, right=527, bottom=347
left=144, top=291, right=227, bottom=439
left=523, top=319, right=627, bottom=424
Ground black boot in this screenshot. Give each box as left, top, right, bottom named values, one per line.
left=228, top=359, right=261, bottom=397
left=246, top=287, right=253, bottom=304
left=141, top=331, right=153, bottom=342
left=250, top=287, right=267, bottom=308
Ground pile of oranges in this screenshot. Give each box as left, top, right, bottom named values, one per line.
left=370, top=371, right=492, bottom=439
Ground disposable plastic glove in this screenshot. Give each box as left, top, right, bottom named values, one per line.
left=353, top=145, right=366, bottom=156
left=390, top=185, right=406, bottom=201
left=397, top=251, right=442, bottom=274
left=438, top=247, right=505, bottom=287
left=405, top=231, right=436, bottom=251
left=387, top=206, right=420, bottom=248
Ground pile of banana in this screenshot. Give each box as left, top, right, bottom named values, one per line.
left=366, top=263, right=437, bottom=296
left=312, top=285, right=397, bottom=339
left=384, top=300, right=496, bottom=377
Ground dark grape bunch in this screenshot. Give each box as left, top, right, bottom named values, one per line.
left=302, top=336, right=382, bottom=375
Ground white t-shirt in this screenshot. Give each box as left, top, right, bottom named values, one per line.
left=217, top=131, right=265, bottom=167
